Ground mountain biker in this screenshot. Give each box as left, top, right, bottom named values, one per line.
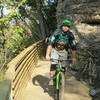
left=46, top=19, right=77, bottom=85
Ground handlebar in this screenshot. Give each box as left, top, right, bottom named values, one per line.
left=50, top=58, right=72, bottom=61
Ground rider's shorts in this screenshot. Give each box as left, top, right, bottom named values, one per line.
left=50, top=48, right=68, bottom=67
left=50, top=64, right=57, bottom=71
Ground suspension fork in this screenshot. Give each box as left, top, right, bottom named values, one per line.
left=55, top=71, right=62, bottom=89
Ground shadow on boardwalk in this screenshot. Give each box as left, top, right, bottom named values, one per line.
left=32, top=75, right=56, bottom=100
left=32, top=71, right=91, bottom=100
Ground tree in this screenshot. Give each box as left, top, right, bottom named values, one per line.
left=0, top=0, right=58, bottom=68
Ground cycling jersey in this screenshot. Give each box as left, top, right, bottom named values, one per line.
left=48, top=31, right=76, bottom=51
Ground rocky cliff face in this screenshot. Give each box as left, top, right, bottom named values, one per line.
left=56, top=0, right=100, bottom=23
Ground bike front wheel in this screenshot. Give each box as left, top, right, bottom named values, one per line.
left=56, top=72, right=65, bottom=100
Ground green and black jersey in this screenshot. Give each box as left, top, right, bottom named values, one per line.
left=48, top=31, right=76, bottom=51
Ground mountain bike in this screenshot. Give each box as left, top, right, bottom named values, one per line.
left=51, top=59, right=66, bottom=100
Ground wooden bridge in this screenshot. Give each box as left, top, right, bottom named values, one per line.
left=0, top=40, right=92, bottom=100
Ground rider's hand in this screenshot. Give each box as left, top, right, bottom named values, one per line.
left=72, top=58, right=77, bottom=64
left=46, top=55, right=51, bottom=60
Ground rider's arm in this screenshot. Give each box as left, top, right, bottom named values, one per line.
left=72, top=50, right=77, bottom=64
left=71, top=44, right=77, bottom=64
left=46, top=45, right=52, bottom=58
left=46, top=35, right=55, bottom=60
left=69, top=32, right=77, bottom=64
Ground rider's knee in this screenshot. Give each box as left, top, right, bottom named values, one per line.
left=50, top=64, right=57, bottom=71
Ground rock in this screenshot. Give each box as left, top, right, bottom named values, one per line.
left=56, top=0, right=100, bottom=23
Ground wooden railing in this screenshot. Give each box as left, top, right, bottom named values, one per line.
left=6, top=40, right=46, bottom=100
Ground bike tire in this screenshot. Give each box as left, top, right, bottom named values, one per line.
left=56, top=72, right=65, bottom=100
left=56, top=89, right=59, bottom=100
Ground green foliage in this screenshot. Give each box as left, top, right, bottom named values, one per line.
left=6, top=26, right=33, bottom=55
left=16, top=0, right=34, bottom=4
left=0, top=67, right=7, bottom=83
left=11, top=26, right=24, bottom=35
left=5, top=0, right=15, bottom=5
left=0, top=11, right=21, bottom=26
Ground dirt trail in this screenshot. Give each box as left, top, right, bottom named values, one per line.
left=22, top=60, right=92, bottom=100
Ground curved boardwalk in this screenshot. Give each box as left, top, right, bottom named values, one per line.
left=22, top=60, right=92, bottom=100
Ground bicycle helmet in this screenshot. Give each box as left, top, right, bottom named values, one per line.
left=60, top=19, right=73, bottom=28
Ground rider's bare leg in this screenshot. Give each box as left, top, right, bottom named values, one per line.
left=50, top=64, right=57, bottom=78
left=50, top=71, right=56, bottom=78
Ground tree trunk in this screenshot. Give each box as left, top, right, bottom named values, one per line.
left=36, top=0, right=46, bottom=39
